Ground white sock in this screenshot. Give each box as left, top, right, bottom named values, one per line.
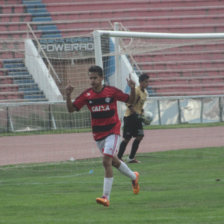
left=103, top=177, right=113, bottom=200
left=118, top=161, right=136, bottom=180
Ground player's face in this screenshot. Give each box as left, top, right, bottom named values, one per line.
left=140, top=78, right=149, bottom=90
left=88, top=72, right=103, bottom=91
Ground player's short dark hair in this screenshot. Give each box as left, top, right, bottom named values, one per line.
left=88, top=65, right=104, bottom=77
left=139, top=73, right=149, bottom=82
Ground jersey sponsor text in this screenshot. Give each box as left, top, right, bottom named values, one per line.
left=91, top=105, right=110, bottom=112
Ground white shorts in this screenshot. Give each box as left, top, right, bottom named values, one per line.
left=96, top=134, right=120, bottom=158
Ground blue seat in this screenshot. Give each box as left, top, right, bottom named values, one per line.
left=8, top=71, right=30, bottom=76
left=4, top=63, right=25, bottom=69
left=23, top=0, right=43, bottom=5
left=14, top=79, right=35, bottom=84
left=37, top=24, right=58, bottom=30
left=41, top=33, right=62, bottom=38
left=32, top=16, right=52, bottom=22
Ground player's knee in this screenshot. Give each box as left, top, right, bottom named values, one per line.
left=123, top=137, right=131, bottom=143
left=112, top=157, right=120, bottom=168
left=136, top=136, right=143, bottom=141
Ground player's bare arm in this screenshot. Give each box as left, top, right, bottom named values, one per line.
left=126, top=74, right=136, bottom=104
left=65, top=84, right=77, bottom=112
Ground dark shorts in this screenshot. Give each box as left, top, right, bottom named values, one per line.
left=122, top=113, right=144, bottom=139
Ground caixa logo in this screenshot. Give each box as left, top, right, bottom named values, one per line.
left=91, top=105, right=110, bottom=112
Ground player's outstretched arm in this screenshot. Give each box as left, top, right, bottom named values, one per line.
left=126, top=74, right=136, bottom=104
left=65, top=84, right=77, bottom=112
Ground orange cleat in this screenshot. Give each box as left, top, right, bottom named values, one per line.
left=96, top=196, right=110, bottom=207
left=132, top=172, right=140, bottom=194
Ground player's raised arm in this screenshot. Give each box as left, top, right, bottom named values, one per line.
left=126, top=74, right=136, bottom=104
left=65, top=83, right=77, bottom=112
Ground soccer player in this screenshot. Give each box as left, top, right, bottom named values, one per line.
left=66, top=65, right=140, bottom=207
left=117, top=73, right=150, bottom=163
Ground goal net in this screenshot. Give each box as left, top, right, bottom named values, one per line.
left=93, top=29, right=224, bottom=124
left=1, top=29, right=224, bottom=135
left=0, top=30, right=95, bottom=134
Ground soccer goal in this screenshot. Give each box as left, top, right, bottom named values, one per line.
left=93, top=28, right=224, bottom=124
left=1, top=29, right=224, bottom=134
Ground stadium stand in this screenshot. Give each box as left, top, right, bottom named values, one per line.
left=0, top=0, right=224, bottom=101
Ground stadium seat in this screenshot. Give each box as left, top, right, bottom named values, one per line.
left=1, top=0, right=224, bottom=99
left=0, top=59, right=47, bottom=102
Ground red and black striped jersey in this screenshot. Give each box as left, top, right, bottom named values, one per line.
left=73, top=85, right=129, bottom=141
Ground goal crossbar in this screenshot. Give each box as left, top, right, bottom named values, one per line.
left=94, top=30, right=224, bottom=39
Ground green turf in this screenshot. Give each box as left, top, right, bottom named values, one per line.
left=0, top=147, right=224, bottom=224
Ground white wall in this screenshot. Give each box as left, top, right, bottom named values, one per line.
left=25, top=39, right=63, bottom=102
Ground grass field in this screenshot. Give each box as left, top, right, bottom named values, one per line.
left=0, top=146, right=223, bottom=224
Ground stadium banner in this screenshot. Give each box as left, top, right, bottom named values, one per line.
left=37, top=37, right=94, bottom=53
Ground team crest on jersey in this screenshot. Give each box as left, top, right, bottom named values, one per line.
left=105, top=97, right=111, bottom=103
left=86, top=92, right=91, bottom=96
